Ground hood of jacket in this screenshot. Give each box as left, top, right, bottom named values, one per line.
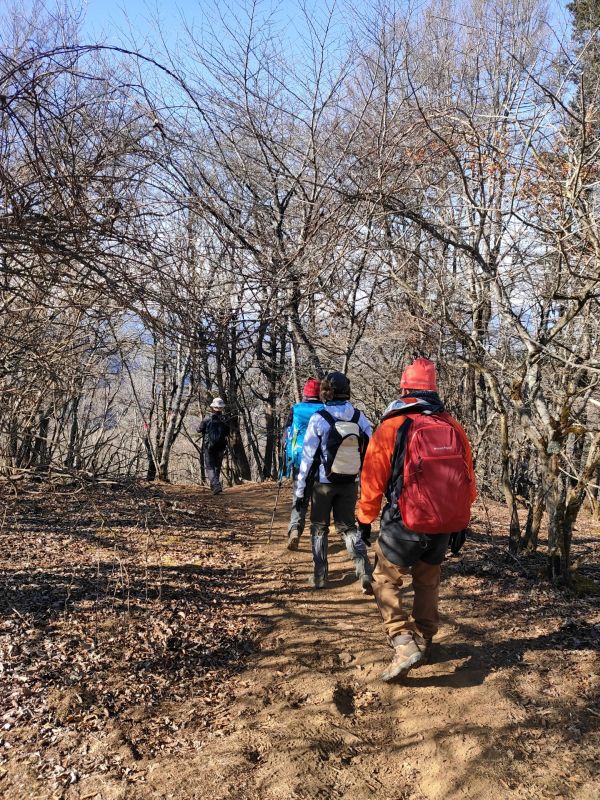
left=382, top=391, right=445, bottom=420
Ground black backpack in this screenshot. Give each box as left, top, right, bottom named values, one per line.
left=205, top=416, right=228, bottom=451
left=317, top=408, right=368, bottom=483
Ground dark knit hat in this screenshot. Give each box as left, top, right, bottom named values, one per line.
left=323, top=371, right=350, bottom=399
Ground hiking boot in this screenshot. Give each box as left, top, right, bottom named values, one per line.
left=381, top=634, right=429, bottom=682
left=309, top=572, right=328, bottom=590
left=419, top=637, right=433, bottom=663
left=352, top=555, right=373, bottom=595
left=286, top=531, right=300, bottom=551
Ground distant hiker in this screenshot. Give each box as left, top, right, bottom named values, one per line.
left=284, top=379, right=324, bottom=551
left=295, top=371, right=373, bottom=592
left=356, top=358, right=476, bottom=681
left=198, top=398, right=230, bottom=495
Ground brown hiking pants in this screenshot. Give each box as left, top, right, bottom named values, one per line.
left=372, top=541, right=442, bottom=640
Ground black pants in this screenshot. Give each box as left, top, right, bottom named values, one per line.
left=204, top=448, right=224, bottom=493
left=310, top=482, right=369, bottom=578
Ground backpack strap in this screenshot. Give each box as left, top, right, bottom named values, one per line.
left=302, top=409, right=331, bottom=483
left=317, top=409, right=336, bottom=426
left=387, top=417, right=413, bottom=507
left=318, top=408, right=361, bottom=426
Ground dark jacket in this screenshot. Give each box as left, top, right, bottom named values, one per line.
left=198, top=413, right=230, bottom=451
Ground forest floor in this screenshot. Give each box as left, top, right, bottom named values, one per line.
left=0, top=479, right=599, bottom=800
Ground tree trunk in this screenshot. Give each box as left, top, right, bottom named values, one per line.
left=289, top=289, right=323, bottom=378
left=523, top=482, right=544, bottom=552
left=590, top=465, right=600, bottom=519
left=288, top=322, right=301, bottom=404
left=545, top=454, right=570, bottom=583
left=157, top=348, right=192, bottom=481
left=65, top=395, right=80, bottom=469
left=224, top=318, right=251, bottom=481
left=144, top=434, right=157, bottom=481
left=32, top=414, right=50, bottom=472
left=229, top=415, right=251, bottom=481
left=262, top=392, right=276, bottom=480
left=487, top=376, right=521, bottom=552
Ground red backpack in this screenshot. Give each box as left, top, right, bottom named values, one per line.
left=395, top=413, right=473, bottom=533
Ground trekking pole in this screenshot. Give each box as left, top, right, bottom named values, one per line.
left=268, top=443, right=286, bottom=543
left=267, top=477, right=283, bottom=544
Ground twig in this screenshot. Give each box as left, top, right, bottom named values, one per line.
left=63, top=572, right=75, bottom=619
left=9, top=605, right=27, bottom=622
left=505, top=551, right=530, bottom=578
left=478, top=495, right=496, bottom=548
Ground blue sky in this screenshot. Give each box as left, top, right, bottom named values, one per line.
left=82, top=0, right=335, bottom=47
left=81, top=0, right=571, bottom=49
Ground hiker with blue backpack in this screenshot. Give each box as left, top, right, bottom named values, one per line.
left=198, top=398, right=230, bottom=495
left=356, top=359, right=476, bottom=681
left=295, top=372, right=373, bottom=592
left=284, top=379, right=324, bottom=550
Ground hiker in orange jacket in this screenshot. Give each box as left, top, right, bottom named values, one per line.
left=356, top=358, right=476, bottom=681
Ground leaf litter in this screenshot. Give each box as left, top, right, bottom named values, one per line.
left=0, top=481, right=260, bottom=796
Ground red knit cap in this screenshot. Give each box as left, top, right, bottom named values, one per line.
left=303, top=378, right=321, bottom=399
left=400, top=358, right=437, bottom=391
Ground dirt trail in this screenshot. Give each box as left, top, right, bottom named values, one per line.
left=2, top=481, right=597, bottom=800
left=136, top=483, right=598, bottom=800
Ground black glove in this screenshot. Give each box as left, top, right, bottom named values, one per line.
left=449, top=529, right=467, bottom=556
left=294, top=496, right=304, bottom=512
left=357, top=521, right=372, bottom=546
